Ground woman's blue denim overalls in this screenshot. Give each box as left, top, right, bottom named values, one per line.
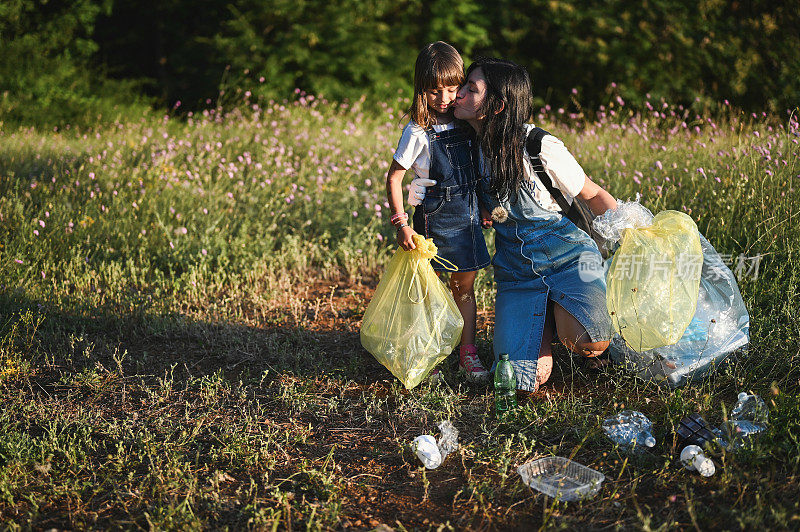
left=412, top=125, right=490, bottom=272
left=478, top=179, right=613, bottom=391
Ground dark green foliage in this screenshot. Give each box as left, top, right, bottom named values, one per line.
left=0, top=0, right=150, bottom=126
left=92, top=0, right=491, bottom=106
left=2, top=0, right=799, bottom=126
left=475, top=0, right=800, bottom=112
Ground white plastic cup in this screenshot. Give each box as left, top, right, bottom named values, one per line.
left=413, top=435, right=442, bottom=469
left=680, top=445, right=716, bottom=477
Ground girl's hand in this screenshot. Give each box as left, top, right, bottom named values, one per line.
left=397, top=225, right=417, bottom=250
left=479, top=205, right=493, bottom=228
left=407, top=178, right=436, bottom=206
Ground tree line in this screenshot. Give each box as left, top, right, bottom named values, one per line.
left=2, top=0, right=798, bottom=126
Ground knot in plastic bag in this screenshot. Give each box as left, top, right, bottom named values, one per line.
left=593, top=195, right=655, bottom=245
left=409, top=234, right=438, bottom=260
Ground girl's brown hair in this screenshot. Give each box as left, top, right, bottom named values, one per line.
left=406, top=41, right=464, bottom=129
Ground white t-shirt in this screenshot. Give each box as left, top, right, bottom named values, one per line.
left=479, top=124, right=587, bottom=212
left=521, top=124, right=586, bottom=212
left=392, top=121, right=457, bottom=180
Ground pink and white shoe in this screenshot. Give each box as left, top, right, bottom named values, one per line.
left=458, top=345, right=489, bottom=382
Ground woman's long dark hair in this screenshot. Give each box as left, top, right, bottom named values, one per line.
left=467, top=58, right=533, bottom=201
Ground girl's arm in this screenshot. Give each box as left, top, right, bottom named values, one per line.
left=386, top=159, right=417, bottom=250
left=577, top=176, right=618, bottom=216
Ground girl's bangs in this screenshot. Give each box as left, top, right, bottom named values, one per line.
left=420, top=61, right=464, bottom=90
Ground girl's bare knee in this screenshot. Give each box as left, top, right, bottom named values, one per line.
left=449, top=275, right=476, bottom=302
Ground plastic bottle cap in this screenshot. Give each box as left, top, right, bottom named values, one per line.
left=500, top=353, right=510, bottom=361
left=644, top=435, right=656, bottom=447
left=737, top=392, right=748, bottom=401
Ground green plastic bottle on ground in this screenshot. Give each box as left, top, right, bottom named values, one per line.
left=494, top=353, right=517, bottom=415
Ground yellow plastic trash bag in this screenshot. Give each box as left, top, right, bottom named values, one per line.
left=360, top=234, right=463, bottom=389
left=607, top=211, right=703, bottom=351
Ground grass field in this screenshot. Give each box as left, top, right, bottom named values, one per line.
left=1, top=92, right=799, bottom=530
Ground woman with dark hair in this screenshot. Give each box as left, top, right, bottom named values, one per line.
left=453, top=57, right=618, bottom=394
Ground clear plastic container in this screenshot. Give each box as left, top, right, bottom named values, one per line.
left=517, top=457, right=605, bottom=501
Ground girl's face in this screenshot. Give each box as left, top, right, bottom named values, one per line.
left=454, top=68, right=487, bottom=123
left=425, top=85, right=459, bottom=114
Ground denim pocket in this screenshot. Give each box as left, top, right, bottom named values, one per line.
left=445, top=141, right=472, bottom=170
left=423, top=195, right=446, bottom=215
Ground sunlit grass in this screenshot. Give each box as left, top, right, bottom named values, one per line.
left=0, top=94, right=798, bottom=528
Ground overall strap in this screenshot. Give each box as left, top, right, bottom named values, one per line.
left=525, top=127, right=572, bottom=214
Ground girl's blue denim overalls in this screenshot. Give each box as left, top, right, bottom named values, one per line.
left=412, top=125, right=490, bottom=272
left=478, top=177, right=613, bottom=391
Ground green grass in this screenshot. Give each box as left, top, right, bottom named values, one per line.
left=0, top=94, right=799, bottom=529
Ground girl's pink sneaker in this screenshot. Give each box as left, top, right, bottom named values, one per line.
left=458, top=344, right=489, bottom=382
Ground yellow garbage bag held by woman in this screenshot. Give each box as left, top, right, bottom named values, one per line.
left=360, top=234, right=464, bottom=389
left=606, top=211, right=703, bottom=351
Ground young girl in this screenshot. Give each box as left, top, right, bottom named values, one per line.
left=385, top=41, right=490, bottom=382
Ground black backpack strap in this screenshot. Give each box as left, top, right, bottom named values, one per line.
left=524, top=126, right=549, bottom=160
left=524, top=127, right=572, bottom=214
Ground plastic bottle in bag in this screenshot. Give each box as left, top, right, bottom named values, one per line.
left=602, top=410, right=656, bottom=450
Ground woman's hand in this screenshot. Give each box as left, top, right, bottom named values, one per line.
left=397, top=225, right=417, bottom=250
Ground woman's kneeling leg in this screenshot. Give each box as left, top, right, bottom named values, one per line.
left=533, top=308, right=555, bottom=389
left=552, top=302, right=610, bottom=357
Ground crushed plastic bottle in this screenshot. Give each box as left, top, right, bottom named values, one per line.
left=719, top=392, right=769, bottom=448
left=412, top=420, right=460, bottom=469
left=680, top=445, right=716, bottom=477
left=602, top=410, right=656, bottom=450
left=728, top=392, right=769, bottom=436
left=437, top=420, right=459, bottom=461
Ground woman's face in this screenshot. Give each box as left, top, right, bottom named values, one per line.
left=454, top=67, right=487, bottom=123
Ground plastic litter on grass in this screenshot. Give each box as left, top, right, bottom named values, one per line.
left=518, top=457, right=605, bottom=502
left=412, top=420, right=460, bottom=470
